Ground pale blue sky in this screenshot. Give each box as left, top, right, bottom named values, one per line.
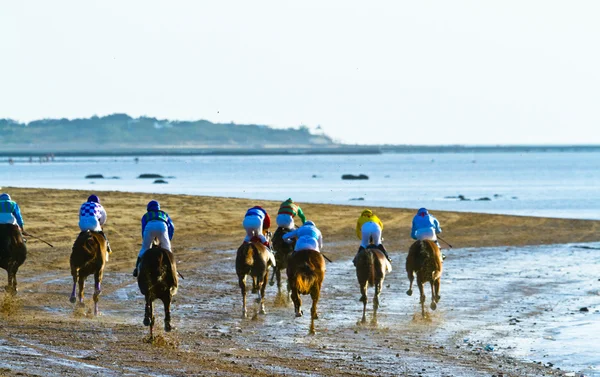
left=1, top=1, right=599, bottom=145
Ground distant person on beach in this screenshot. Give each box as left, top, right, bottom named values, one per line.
left=78, top=194, right=112, bottom=254
left=0, top=193, right=24, bottom=232
left=276, top=198, right=306, bottom=229
left=353, top=209, right=392, bottom=264
left=133, top=200, right=175, bottom=277
left=283, top=220, right=323, bottom=252
left=411, top=208, right=442, bottom=247
left=243, top=206, right=272, bottom=248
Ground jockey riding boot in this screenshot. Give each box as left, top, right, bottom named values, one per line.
left=435, top=241, right=446, bottom=260
left=377, top=244, right=392, bottom=263
left=132, top=257, right=141, bottom=277
left=98, top=230, right=112, bottom=253
left=352, top=246, right=365, bottom=266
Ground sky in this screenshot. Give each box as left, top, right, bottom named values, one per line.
left=1, top=1, right=599, bottom=145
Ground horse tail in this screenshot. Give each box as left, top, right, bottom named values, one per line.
left=295, top=262, right=317, bottom=294
left=366, top=248, right=376, bottom=285
left=245, top=244, right=254, bottom=266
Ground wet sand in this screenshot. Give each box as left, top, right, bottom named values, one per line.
left=1, top=187, right=600, bottom=376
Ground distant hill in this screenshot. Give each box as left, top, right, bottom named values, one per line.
left=0, top=114, right=337, bottom=154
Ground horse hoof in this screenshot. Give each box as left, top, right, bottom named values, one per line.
left=143, top=317, right=151, bottom=326
left=69, top=296, right=76, bottom=304
left=314, top=314, right=319, bottom=320
left=295, top=312, right=303, bottom=318
left=430, top=302, right=437, bottom=310
left=165, top=323, right=172, bottom=332
left=242, top=311, right=247, bottom=319
left=406, top=289, right=413, bottom=296
left=269, top=280, right=275, bottom=287
left=359, top=296, right=366, bottom=303
left=435, top=295, right=441, bottom=302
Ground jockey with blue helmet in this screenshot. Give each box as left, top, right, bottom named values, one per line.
left=411, top=208, right=444, bottom=258
left=0, top=193, right=24, bottom=232
left=133, top=200, right=175, bottom=277
left=282, top=220, right=323, bottom=252
left=78, top=194, right=112, bottom=254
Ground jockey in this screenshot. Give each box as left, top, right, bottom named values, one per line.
left=78, top=195, right=111, bottom=254
left=283, top=220, right=323, bottom=252
left=411, top=208, right=444, bottom=257
left=133, top=200, right=175, bottom=277
left=353, top=209, right=392, bottom=265
left=0, top=193, right=24, bottom=232
left=276, top=198, right=306, bottom=229
left=243, top=206, right=271, bottom=248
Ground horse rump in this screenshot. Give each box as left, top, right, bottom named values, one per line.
left=287, top=249, right=325, bottom=295
left=137, top=245, right=178, bottom=297
left=0, top=224, right=26, bottom=269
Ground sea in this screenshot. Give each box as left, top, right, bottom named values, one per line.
left=2, top=151, right=600, bottom=220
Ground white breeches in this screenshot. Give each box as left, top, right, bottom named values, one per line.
left=360, top=221, right=382, bottom=248
left=139, top=221, right=171, bottom=257
left=294, top=236, right=320, bottom=252
left=79, top=216, right=102, bottom=232
left=276, top=214, right=294, bottom=229
left=243, top=216, right=266, bottom=243
left=0, top=213, right=17, bottom=225
left=415, top=228, right=437, bottom=241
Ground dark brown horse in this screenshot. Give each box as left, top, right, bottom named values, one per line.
left=236, top=234, right=273, bottom=318
left=355, top=244, right=391, bottom=324
left=0, top=224, right=27, bottom=296
left=286, top=249, right=326, bottom=334
left=269, top=226, right=295, bottom=293
left=406, top=240, right=443, bottom=318
left=137, top=244, right=178, bottom=337
left=70, top=230, right=107, bottom=315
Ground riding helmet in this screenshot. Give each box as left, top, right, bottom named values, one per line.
left=0, top=193, right=10, bottom=201
left=87, top=194, right=100, bottom=203
left=147, top=200, right=160, bottom=211
left=304, top=220, right=315, bottom=227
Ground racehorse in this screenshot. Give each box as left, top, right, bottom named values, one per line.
left=0, top=224, right=27, bottom=296
left=137, top=243, right=178, bottom=337
left=269, top=226, right=295, bottom=294
left=286, top=249, right=326, bottom=334
left=235, top=232, right=273, bottom=318
left=355, top=244, right=391, bottom=324
left=405, top=240, right=443, bottom=318
left=69, top=230, right=107, bottom=315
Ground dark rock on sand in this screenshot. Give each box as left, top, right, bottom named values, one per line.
left=85, top=174, right=104, bottom=179
left=342, top=174, right=369, bottom=180
left=476, top=197, right=492, bottom=201
left=138, top=173, right=164, bottom=179
left=153, top=179, right=168, bottom=184
left=349, top=197, right=365, bottom=201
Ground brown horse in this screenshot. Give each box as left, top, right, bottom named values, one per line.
left=0, top=224, right=27, bottom=296
left=406, top=240, right=443, bottom=318
left=137, top=244, right=178, bottom=337
left=235, top=235, right=273, bottom=318
left=355, top=244, right=391, bottom=324
left=269, top=226, right=296, bottom=293
left=286, top=249, right=326, bottom=334
left=70, top=230, right=107, bottom=315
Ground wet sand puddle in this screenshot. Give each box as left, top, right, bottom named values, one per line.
left=0, top=244, right=598, bottom=376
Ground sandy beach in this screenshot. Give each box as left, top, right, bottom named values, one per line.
left=1, top=187, right=599, bottom=376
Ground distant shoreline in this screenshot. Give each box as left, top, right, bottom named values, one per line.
left=2, top=144, right=600, bottom=157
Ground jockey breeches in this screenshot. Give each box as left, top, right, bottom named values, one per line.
left=276, top=214, right=294, bottom=229
left=0, top=213, right=17, bottom=226
left=139, top=220, right=171, bottom=257
left=79, top=216, right=102, bottom=232
left=294, top=236, right=320, bottom=252
left=360, top=221, right=382, bottom=248
left=414, top=227, right=437, bottom=241
left=243, top=215, right=266, bottom=243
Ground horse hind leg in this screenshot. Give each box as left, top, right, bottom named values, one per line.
left=77, top=273, right=85, bottom=307
left=163, top=294, right=173, bottom=332
left=418, top=280, right=426, bottom=318
left=406, top=271, right=414, bottom=296
left=6, top=270, right=17, bottom=296
left=69, top=269, right=78, bottom=303
left=259, top=273, right=268, bottom=315
left=359, top=281, right=368, bottom=324
left=291, top=288, right=302, bottom=317
left=309, top=287, right=320, bottom=335
left=239, top=275, right=248, bottom=318
left=430, top=281, right=437, bottom=310
left=434, top=278, right=441, bottom=303
left=93, top=270, right=103, bottom=316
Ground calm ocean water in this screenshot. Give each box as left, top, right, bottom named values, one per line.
left=2, top=151, right=600, bottom=220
